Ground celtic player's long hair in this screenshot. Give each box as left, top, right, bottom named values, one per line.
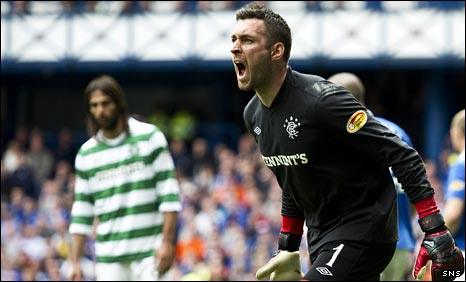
left=83, top=75, right=129, bottom=137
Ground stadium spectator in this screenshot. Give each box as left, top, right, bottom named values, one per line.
left=1, top=242, right=20, bottom=280
left=93, top=1, right=125, bottom=15
left=68, top=75, right=181, bottom=280
left=170, top=138, right=193, bottom=178
left=230, top=3, right=464, bottom=280
left=9, top=1, right=30, bottom=16
left=191, top=137, right=214, bottom=177
left=3, top=141, right=24, bottom=176
left=424, top=159, right=445, bottom=207
left=305, top=1, right=322, bottom=12
left=365, top=0, right=383, bottom=11
left=2, top=141, right=38, bottom=200
left=443, top=109, right=465, bottom=281
left=5, top=1, right=466, bottom=17
left=196, top=1, right=237, bottom=12
left=1, top=143, right=20, bottom=201
left=53, top=128, right=78, bottom=168
left=51, top=160, right=74, bottom=194
left=327, top=72, right=418, bottom=281
left=13, top=126, right=29, bottom=152
left=319, top=1, right=347, bottom=11
left=60, top=1, right=92, bottom=15
left=26, top=129, right=54, bottom=185
left=175, top=1, right=198, bottom=13
left=176, top=220, right=206, bottom=264
left=418, top=1, right=465, bottom=10
left=28, top=1, right=63, bottom=15
left=119, top=0, right=148, bottom=15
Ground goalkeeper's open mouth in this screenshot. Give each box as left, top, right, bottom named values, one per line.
left=234, top=60, right=247, bottom=81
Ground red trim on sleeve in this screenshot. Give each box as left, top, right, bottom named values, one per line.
left=281, top=215, right=304, bottom=235
left=414, top=196, right=440, bottom=219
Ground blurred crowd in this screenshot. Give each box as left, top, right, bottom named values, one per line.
left=0, top=116, right=458, bottom=280
left=1, top=127, right=78, bottom=281
left=2, top=0, right=464, bottom=17
left=0, top=124, right=296, bottom=280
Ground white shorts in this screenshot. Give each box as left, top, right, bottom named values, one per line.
left=95, top=256, right=159, bottom=281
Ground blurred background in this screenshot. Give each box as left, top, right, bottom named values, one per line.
left=1, top=1, right=464, bottom=281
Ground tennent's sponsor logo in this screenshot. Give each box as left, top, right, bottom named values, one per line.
left=262, top=153, right=308, bottom=167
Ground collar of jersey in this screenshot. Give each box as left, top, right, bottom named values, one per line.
left=96, top=129, right=128, bottom=147
left=263, top=67, right=294, bottom=111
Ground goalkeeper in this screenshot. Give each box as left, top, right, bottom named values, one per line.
left=231, top=3, right=464, bottom=281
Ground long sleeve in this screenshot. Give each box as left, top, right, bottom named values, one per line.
left=151, top=131, right=181, bottom=213
left=316, top=81, right=433, bottom=203
left=281, top=186, right=305, bottom=218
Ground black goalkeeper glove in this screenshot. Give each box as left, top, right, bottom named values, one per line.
left=413, top=213, right=464, bottom=281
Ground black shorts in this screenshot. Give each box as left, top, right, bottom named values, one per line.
left=304, top=241, right=396, bottom=281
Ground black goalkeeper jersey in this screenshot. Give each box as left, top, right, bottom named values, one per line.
left=243, top=67, right=434, bottom=255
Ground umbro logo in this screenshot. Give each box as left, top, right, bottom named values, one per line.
left=254, top=126, right=261, bottom=135
left=424, top=241, right=435, bottom=248
left=316, top=267, right=333, bottom=276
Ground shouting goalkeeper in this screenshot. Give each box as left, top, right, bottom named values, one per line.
left=230, top=3, right=464, bottom=281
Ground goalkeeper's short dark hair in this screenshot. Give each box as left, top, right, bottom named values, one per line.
left=235, top=2, right=292, bottom=63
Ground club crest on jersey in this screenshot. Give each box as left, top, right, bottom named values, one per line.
left=346, top=110, right=367, bottom=133
left=283, top=116, right=301, bottom=139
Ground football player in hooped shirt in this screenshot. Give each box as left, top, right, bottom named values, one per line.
left=230, top=3, right=464, bottom=281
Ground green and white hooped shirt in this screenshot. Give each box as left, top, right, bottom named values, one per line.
left=69, top=117, right=181, bottom=263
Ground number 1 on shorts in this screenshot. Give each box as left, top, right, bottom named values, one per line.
left=325, top=244, right=344, bottom=267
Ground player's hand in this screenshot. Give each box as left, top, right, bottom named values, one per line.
left=256, top=250, right=303, bottom=281
left=155, top=240, right=175, bottom=276
left=413, top=229, right=464, bottom=281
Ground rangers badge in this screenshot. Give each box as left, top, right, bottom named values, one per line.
left=284, top=116, right=301, bottom=139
